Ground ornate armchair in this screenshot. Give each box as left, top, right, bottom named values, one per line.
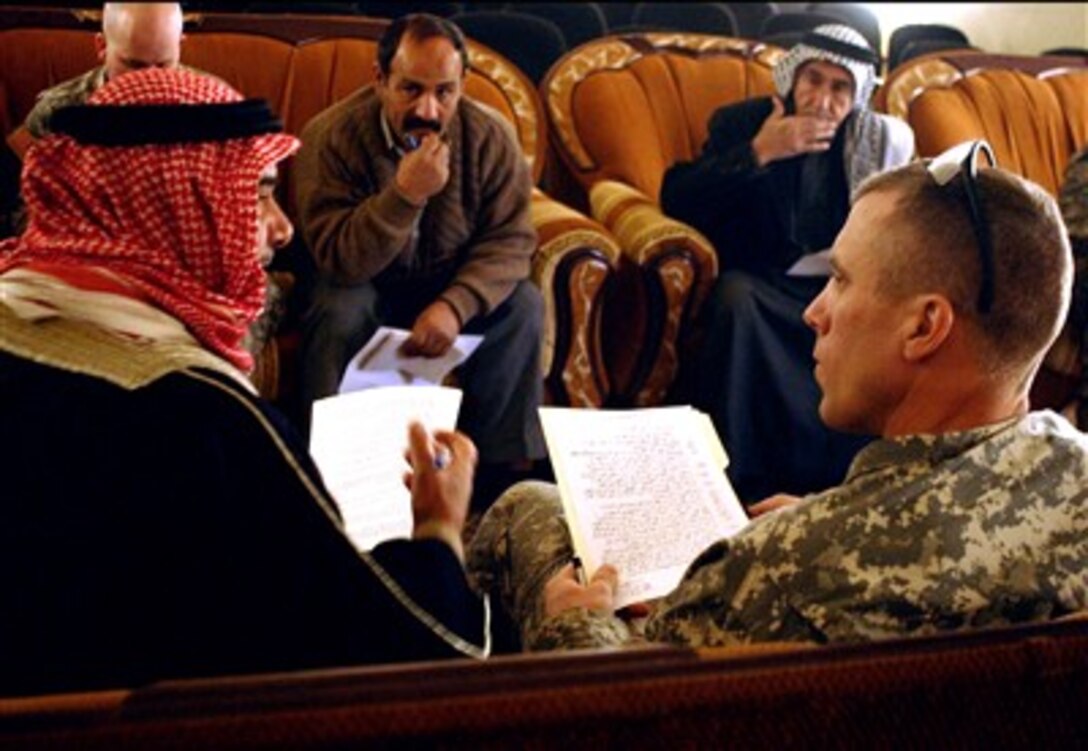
left=540, top=33, right=784, bottom=406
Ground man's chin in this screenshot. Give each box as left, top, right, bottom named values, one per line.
left=818, top=401, right=846, bottom=432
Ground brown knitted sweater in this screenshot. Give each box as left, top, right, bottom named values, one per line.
left=294, top=86, right=535, bottom=324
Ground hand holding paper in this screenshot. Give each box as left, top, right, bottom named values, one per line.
left=338, top=326, right=483, bottom=393
left=540, top=406, right=750, bottom=609
left=404, top=421, right=477, bottom=561
left=543, top=562, right=619, bottom=617
left=400, top=300, right=462, bottom=357
left=310, top=386, right=463, bottom=551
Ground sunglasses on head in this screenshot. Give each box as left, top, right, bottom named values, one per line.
left=925, top=140, right=998, bottom=315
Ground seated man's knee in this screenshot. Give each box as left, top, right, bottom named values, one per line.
left=493, top=479, right=561, bottom=518
left=496, top=281, right=544, bottom=337
left=509, top=282, right=545, bottom=329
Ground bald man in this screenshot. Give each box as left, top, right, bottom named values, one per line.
left=23, top=3, right=186, bottom=138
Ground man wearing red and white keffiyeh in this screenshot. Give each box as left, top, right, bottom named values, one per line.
left=0, top=68, right=491, bottom=698
left=0, top=66, right=296, bottom=372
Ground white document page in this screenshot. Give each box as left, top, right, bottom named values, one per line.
left=338, top=326, right=483, bottom=393
left=310, top=386, right=462, bottom=551
left=540, top=406, right=750, bottom=609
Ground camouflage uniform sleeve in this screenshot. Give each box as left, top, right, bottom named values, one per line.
left=466, top=480, right=636, bottom=651
left=644, top=513, right=824, bottom=647
left=526, top=607, right=632, bottom=651
left=23, top=68, right=104, bottom=139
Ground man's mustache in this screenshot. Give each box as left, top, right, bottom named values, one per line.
left=403, top=117, right=442, bottom=133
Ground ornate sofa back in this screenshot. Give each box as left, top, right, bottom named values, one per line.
left=876, top=50, right=1088, bottom=196
left=2, top=618, right=1087, bottom=749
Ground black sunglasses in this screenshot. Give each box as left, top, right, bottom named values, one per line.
left=926, top=140, right=998, bottom=314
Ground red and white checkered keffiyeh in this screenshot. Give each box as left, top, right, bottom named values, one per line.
left=0, top=68, right=299, bottom=371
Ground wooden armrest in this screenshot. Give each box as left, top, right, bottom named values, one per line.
left=587, top=180, right=719, bottom=406
left=529, top=187, right=621, bottom=408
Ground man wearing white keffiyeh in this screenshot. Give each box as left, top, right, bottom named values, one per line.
left=662, top=24, right=915, bottom=504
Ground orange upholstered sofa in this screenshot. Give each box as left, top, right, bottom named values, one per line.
left=0, top=6, right=622, bottom=408
left=876, top=49, right=1088, bottom=422
left=540, top=33, right=785, bottom=406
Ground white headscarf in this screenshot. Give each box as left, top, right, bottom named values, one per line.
left=773, top=24, right=879, bottom=109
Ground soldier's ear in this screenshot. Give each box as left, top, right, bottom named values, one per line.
left=901, top=295, right=954, bottom=362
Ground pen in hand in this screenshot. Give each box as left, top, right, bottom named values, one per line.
left=433, top=446, right=451, bottom=470
left=571, top=556, right=588, bottom=587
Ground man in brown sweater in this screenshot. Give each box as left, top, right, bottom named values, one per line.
left=293, top=13, right=545, bottom=502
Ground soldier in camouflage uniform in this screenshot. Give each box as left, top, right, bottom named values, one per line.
left=23, top=3, right=187, bottom=138
left=467, top=153, right=1088, bottom=652
left=5, top=5, right=190, bottom=239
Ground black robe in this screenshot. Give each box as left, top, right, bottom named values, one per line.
left=0, top=321, right=488, bottom=697
left=661, top=97, right=872, bottom=502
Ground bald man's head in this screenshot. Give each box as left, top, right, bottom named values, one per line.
left=96, top=3, right=184, bottom=81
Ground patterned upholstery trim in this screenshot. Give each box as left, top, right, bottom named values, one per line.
left=879, top=58, right=963, bottom=120
left=530, top=188, right=621, bottom=407
left=589, top=180, right=717, bottom=406
left=467, top=43, right=544, bottom=181
left=541, top=39, right=643, bottom=171
left=543, top=34, right=785, bottom=172
left=637, top=257, right=697, bottom=407
left=590, top=180, right=717, bottom=282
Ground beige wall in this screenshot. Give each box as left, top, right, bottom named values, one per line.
left=863, top=2, right=1088, bottom=56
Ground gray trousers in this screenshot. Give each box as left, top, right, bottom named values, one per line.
left=299, top=277, right=546, bottom=463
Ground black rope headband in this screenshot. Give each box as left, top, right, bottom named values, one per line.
left=801, top=30, right=880, bottom=67
left=49, top=99, right=284, bottom=146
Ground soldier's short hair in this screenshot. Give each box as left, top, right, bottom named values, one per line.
left=856, top=162, right=1072, bottom=376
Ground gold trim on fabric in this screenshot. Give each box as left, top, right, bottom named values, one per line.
left=0, top=302, right=251, bottom=392
left=468, top=44, right=540, bottom=178
left=882, top=59, right=962, bottom=120
left=588, top=180, right=717, bottom=273
left=544, top=39, right=645, bottom=170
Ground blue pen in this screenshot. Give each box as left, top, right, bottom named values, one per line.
left=434, top=448, right=451, bottom=470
